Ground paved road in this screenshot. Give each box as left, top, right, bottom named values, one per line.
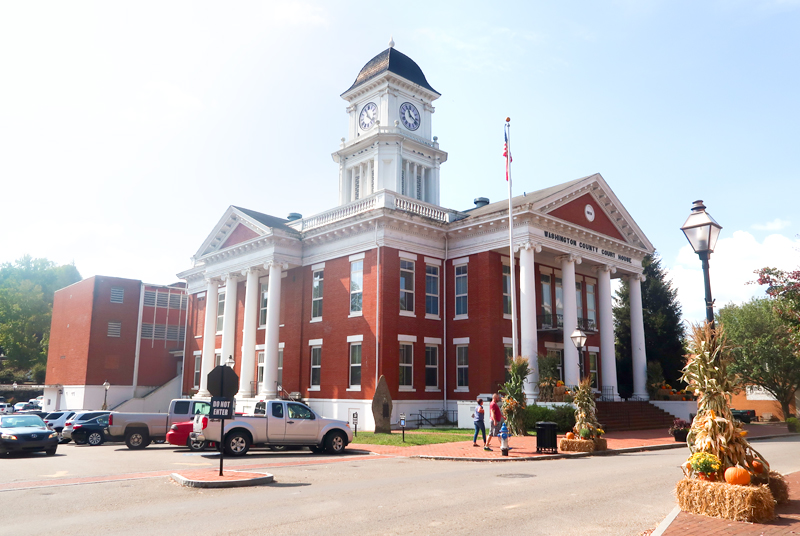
left=2, top=437, right=798, bottom=535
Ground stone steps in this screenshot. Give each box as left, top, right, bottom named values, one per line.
left=595, top=401, right=677, bottom=432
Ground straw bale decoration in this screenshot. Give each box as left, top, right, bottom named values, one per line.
left=558, top=379, right=607, bottom=453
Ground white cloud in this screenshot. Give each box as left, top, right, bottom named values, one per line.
left=752, top=218, right=791, bottom=231
left=668, top=230, right=800, bottom=323
left=120, top=81, right=203, bottom=127
left=266, top=2, right=329, bottom=27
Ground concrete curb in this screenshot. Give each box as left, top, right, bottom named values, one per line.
left=170, top=471, right=275, bottom=488
left=651, top=506, right=681, bottom=536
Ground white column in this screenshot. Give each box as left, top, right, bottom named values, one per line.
left=197, top=278, right=219, bottom=397
left=413, top=163, right=419, bottom=199
left=220, top=274, right=239, bottom=367
left=238, top=268, right=260, bottom=399
left=630, top=274, right=648, bottom=400
left=598, top=265, right=619, bottom=400
left=519, top=242, right=541, bottom=402
left=260, top=261, right=283, bottom=398
left=560, top=254, right=582, bottom=387
left=404, top=160, right=410, bottom=196
left=421, top=167, right=426, bottom=202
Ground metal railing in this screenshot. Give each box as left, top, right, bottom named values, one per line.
left=600, top=386, right=616, bottom=401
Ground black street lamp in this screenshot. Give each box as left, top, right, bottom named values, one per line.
left=680, top=200, right=723, bottom=327
left=102, top=380, right=110, bottom=410
left=570, top=328, right=588, bottom=382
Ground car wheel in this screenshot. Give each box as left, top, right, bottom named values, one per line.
left=309, top=445, right=325, bottom=454
left=324, top=431, right=347, bottom=455
left=45, top=447, right=57, bottom=456
left=87, top=432, right=104, bottom=446
left=59, top=437, right=71, bottom=444
left=186, top=437, right=206, bottom=452
left=153, top=439, right=165, bottom=444
left=125, top=429, right=151, bottom=450
left=73, top=437, right=86, bottom=445
left=224, top=431, right=250, bottom=457
left=269, top=445, right=288, bottom=451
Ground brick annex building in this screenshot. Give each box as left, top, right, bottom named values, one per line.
left=178, top=43, right=655, bottom=430
left=43, top=276, right=187, bottom=412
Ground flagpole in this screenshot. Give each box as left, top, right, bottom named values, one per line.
left=505, top=118, right=518, bottom=359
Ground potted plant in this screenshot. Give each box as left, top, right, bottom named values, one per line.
left=669, top=418, right=691, bottom=442
left=688, top=452, right=721, bottom=481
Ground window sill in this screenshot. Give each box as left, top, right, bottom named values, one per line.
left=425, top=388, right=441, bottom=393
left=348, top=312, right=363, bottom=318
left=425, top=314, right=440, bottom=320
left=398, top=387, right=416, bottom=392
left=454, top=388, right=469, bottom=392
left=399, top=310, right=416, bottom=318
left=503, top=314, right=512, bottom=320
left=309, top=318, right=322, bottom=324
left=453, top=315, right=468, bottom=321
left=194, top=335, right=202, bottom=339
left=258, top=326, right=265, bottom=330
left=346, top=386, right=362, bottom=392
left=307, top=386, right=320, bottom=391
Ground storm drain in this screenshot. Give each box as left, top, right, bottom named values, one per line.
left=496, top=473, right=535, bottom=479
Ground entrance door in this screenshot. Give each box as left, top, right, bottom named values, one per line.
left=284, top=402, right=320, bottom=442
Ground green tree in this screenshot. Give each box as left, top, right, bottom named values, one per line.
left=0, top=256, right=81, bottom=381
left=614, top=252, right=685, bottom=397
left=756, top=266, right=800, bottom=342
left=719, top=298, right=800, bottom=420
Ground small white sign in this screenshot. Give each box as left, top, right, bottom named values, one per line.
left=745, top=385, right=777, bottom=401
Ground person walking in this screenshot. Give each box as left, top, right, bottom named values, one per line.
left=472, top=397, right=486, bottom=447
left=484, top=393, right=503, bottom=451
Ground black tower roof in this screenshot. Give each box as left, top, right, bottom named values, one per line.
left=343, top=47, right=438, bottom=96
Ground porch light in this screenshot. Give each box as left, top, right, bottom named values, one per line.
left=570, top=328, right=587, bottom=350
left=681, top=200, right=722, bottom=255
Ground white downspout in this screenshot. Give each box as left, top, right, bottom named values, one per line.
left=443, top=234, right=448, bottom=412
left=132, top=282, right=145, bottom=396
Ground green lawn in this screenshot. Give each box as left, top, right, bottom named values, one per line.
left=350, top=428, right=475, bottom=447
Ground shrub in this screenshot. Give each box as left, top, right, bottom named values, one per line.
left=552, top=405, right=576, bottom=433
left=523, top=404, right=576, bottom=434
left=787, top=417, right=799, bottom=433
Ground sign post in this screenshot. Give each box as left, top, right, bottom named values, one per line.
left=353, top=411, right=358, bottom=438
left=206, top=358, right=239, bottom=477
left=399, top=413, right=406, bottom=443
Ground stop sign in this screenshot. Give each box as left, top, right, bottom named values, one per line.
left=207, top=365, right=239, bottom=399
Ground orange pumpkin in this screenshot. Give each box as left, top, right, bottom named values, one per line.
left=565, top=432, right=575, bottom=440
left=724, top=466, right=751, bottom=486
left=751, top=460, right=764, bottom=474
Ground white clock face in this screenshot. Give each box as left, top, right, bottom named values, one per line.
left=399, top=102, right=420, bottom=131
left=585, top=204, right=596, bottom=222
left=359, top=102, right=377, bottom=130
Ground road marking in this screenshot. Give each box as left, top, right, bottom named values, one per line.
left=41, top=471, right=69, bottom=478
left=174, top=463, right=213, bottom=466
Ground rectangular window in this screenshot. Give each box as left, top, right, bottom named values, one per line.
left=107, top=322, right=121, bottom=337
left=216, top=292, right=225, bottom=332
left=259, top=282, right=268, bottom=325
left=215, top=352, right=221, bottom=367
left=194, top=355, right=201, bottom=388
left=587, top=283, right=596, bottom=331
left=166, top=325, right=180, bottom=341
left=455, top=265, right=468, bottom=316
left=257, top=352, right=265, bottom=390
left=589, top=352, right=598, bottom=389
left=110, top=287, right=124, bottom=303
left=154, top=324, right=166, bottom=340
left=399, top=343, right=413, bottom=387
left=456, top=346, right=469, bottom=388
left=502, top=265, right=511, bottom=316
left=576, top=282, right=583, bottom=323
left=310, top=346, right=321, bottom=387
left=555, top=277, right=563, bottom=324
left=277, top=349, right=283, bottom=388
left=425, top=265, right=439, bottom=316
left=541, top=274, right=552, bottom=326
left=311, top=271, right=323, bottom=319
left=400, top=260, right=414, bottom=312
left=349, top=344, right=362, bottom=387
left=548, top=349, right=564, bottom=382
left=425, top=346, right=438, bottom=388
left=168, top=294, right=183, bottom=309
left=143, top=290, right=156, bottom=307
left=505, top=345, right=513, bottom=383
left=141, top=323, right=154, bottom=339
left=350, top=260, right=363, bottom=313
left=156, top=291, right=169, bottom=308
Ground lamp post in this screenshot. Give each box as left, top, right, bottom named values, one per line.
left=570, top=328, right=588, bottom=383
left=680, top=200, right=722, bottom=327
left=102, top=380, right=110, bottom=410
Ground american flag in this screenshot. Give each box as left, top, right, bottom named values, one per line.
left=503, top=126, right=512, bottom=181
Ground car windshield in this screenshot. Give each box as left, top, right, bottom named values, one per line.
left=1, top=416, right=45, bottom=428
left=45, top=412, right=64, bottom=420
left=193, top=402, right=211, bottom=416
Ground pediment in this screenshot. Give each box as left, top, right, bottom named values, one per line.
left=536, top=173, right=653, bottom=251
left=194, top=206, right=290, bottom=259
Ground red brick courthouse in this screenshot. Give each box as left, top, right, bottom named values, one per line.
left=177, top=44, right=654, bottom=430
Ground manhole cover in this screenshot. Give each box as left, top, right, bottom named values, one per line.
left=497, top=473, right=535, bottom=479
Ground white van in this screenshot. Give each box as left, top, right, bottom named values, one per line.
left=0, top=403, right=12, bottom=415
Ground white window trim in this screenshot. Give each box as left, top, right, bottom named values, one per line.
left=424, top=337, right=442, bottom=344
left=502, top=337, right=513, bottom=345
left=348, top=312, right=363, bottom=318
left=425, top=388, right=442, bottom=393
left=424, top=344, right=439, bottom=390
left=500, top=256, right=513, bottom=266
left=347, top=334, right=364, bottom=343
left=588, top=346, right=600, bottom=352
left=453, top=337, right=470, bottom=345
left=278, top=342, right=285, bottom=349
left=544, top=342, right=564, bottom=349
left=399, top=342, right=414, bottom=390
left=400, top=258, right=415, bottom=314
left=399, top=251, right=418, bottom=261
left=452, top=256, right=469, bottom=265
left=346, top=387, right=362, bottom=392
left=425, top=314, right=441, bottom=320
left=503, top=314, right=512, bottom=320
left=349, top=342, right=362, bottom=389
left=309, top=318, right=322, bottom=324
left=197, top=292, right=206, bottom=298
left=311, top=269, right=324, bottom=321
left=308, top=338, right=323, bottom=346
left=423, top=256, right=442, bottom=266
left=349, top=252, right=365, bottom=261
left=349, top=258, right=364, bottom=315
left=308, top=386, right=321, bottom=392
left=310, top=345, right=322, bottom=389
left=255, top=344, right=266, bottom=350
left=425, top=263, right=440, bottom=319
left=454, top=388, right=470, bottom=393
left=398, top=334, right=417, bottom=343
left=311, top=262, right=326, bottom=271
left=539, top=266, right=553, bottom=274
left=399, top=387, right=416, bottom=392
left=400, top=310, right=416, bottom=318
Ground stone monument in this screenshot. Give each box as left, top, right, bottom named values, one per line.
left=372, top=375, right=393, bottom=434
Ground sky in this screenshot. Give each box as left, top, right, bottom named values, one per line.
left=1, top=1, right=798, bottom=323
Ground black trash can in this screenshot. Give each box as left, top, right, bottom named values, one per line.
left=536, top=421, right=558, bottom=453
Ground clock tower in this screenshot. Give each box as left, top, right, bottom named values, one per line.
left=333, top=39, right=448, bottom=206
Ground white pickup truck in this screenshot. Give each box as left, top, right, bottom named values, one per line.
left=108, top=398, right=211, bottom=449
left=192, top=399, right=352, bottom=456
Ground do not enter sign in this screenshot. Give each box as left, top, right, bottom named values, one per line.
left=207, top=365, right=239, bottom=399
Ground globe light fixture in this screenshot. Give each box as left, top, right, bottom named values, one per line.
left=681, top=200, right=722, bottom=326
left=570, top=328, right=588, bottom=381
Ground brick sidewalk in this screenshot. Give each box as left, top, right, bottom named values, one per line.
left=660, top=471, right=800, bottom=535
left=349, top=423, right=792, bottom=460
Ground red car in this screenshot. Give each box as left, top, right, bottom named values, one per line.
left=166, top=421, right=215, bottom=451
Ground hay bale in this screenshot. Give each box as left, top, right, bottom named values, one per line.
left=594, top=438, right=607, bottom=451
left=559, top=438, right=595, bottom=452
left=768, top=471, right=789, bottom=504
left=675, top=478, right=775, bottom=523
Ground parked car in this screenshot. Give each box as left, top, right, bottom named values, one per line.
left=71, top=415, right=110, bottom=446
left=43, top=411, right=77, bottom=434
left=0, top=403, right=13, bottom=415
left=0, top=414, right=59, bottom=456
left=107, top=398, right=211, bottom=450
left=192, top=399, right=352, bottom=456
left=732, top=409, right=756, bottom=424
left=62, top=411, right=110, bottom=442
left=166, top=421, right=216, bottom=451
left=14, top=402, right=32, bottom=412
